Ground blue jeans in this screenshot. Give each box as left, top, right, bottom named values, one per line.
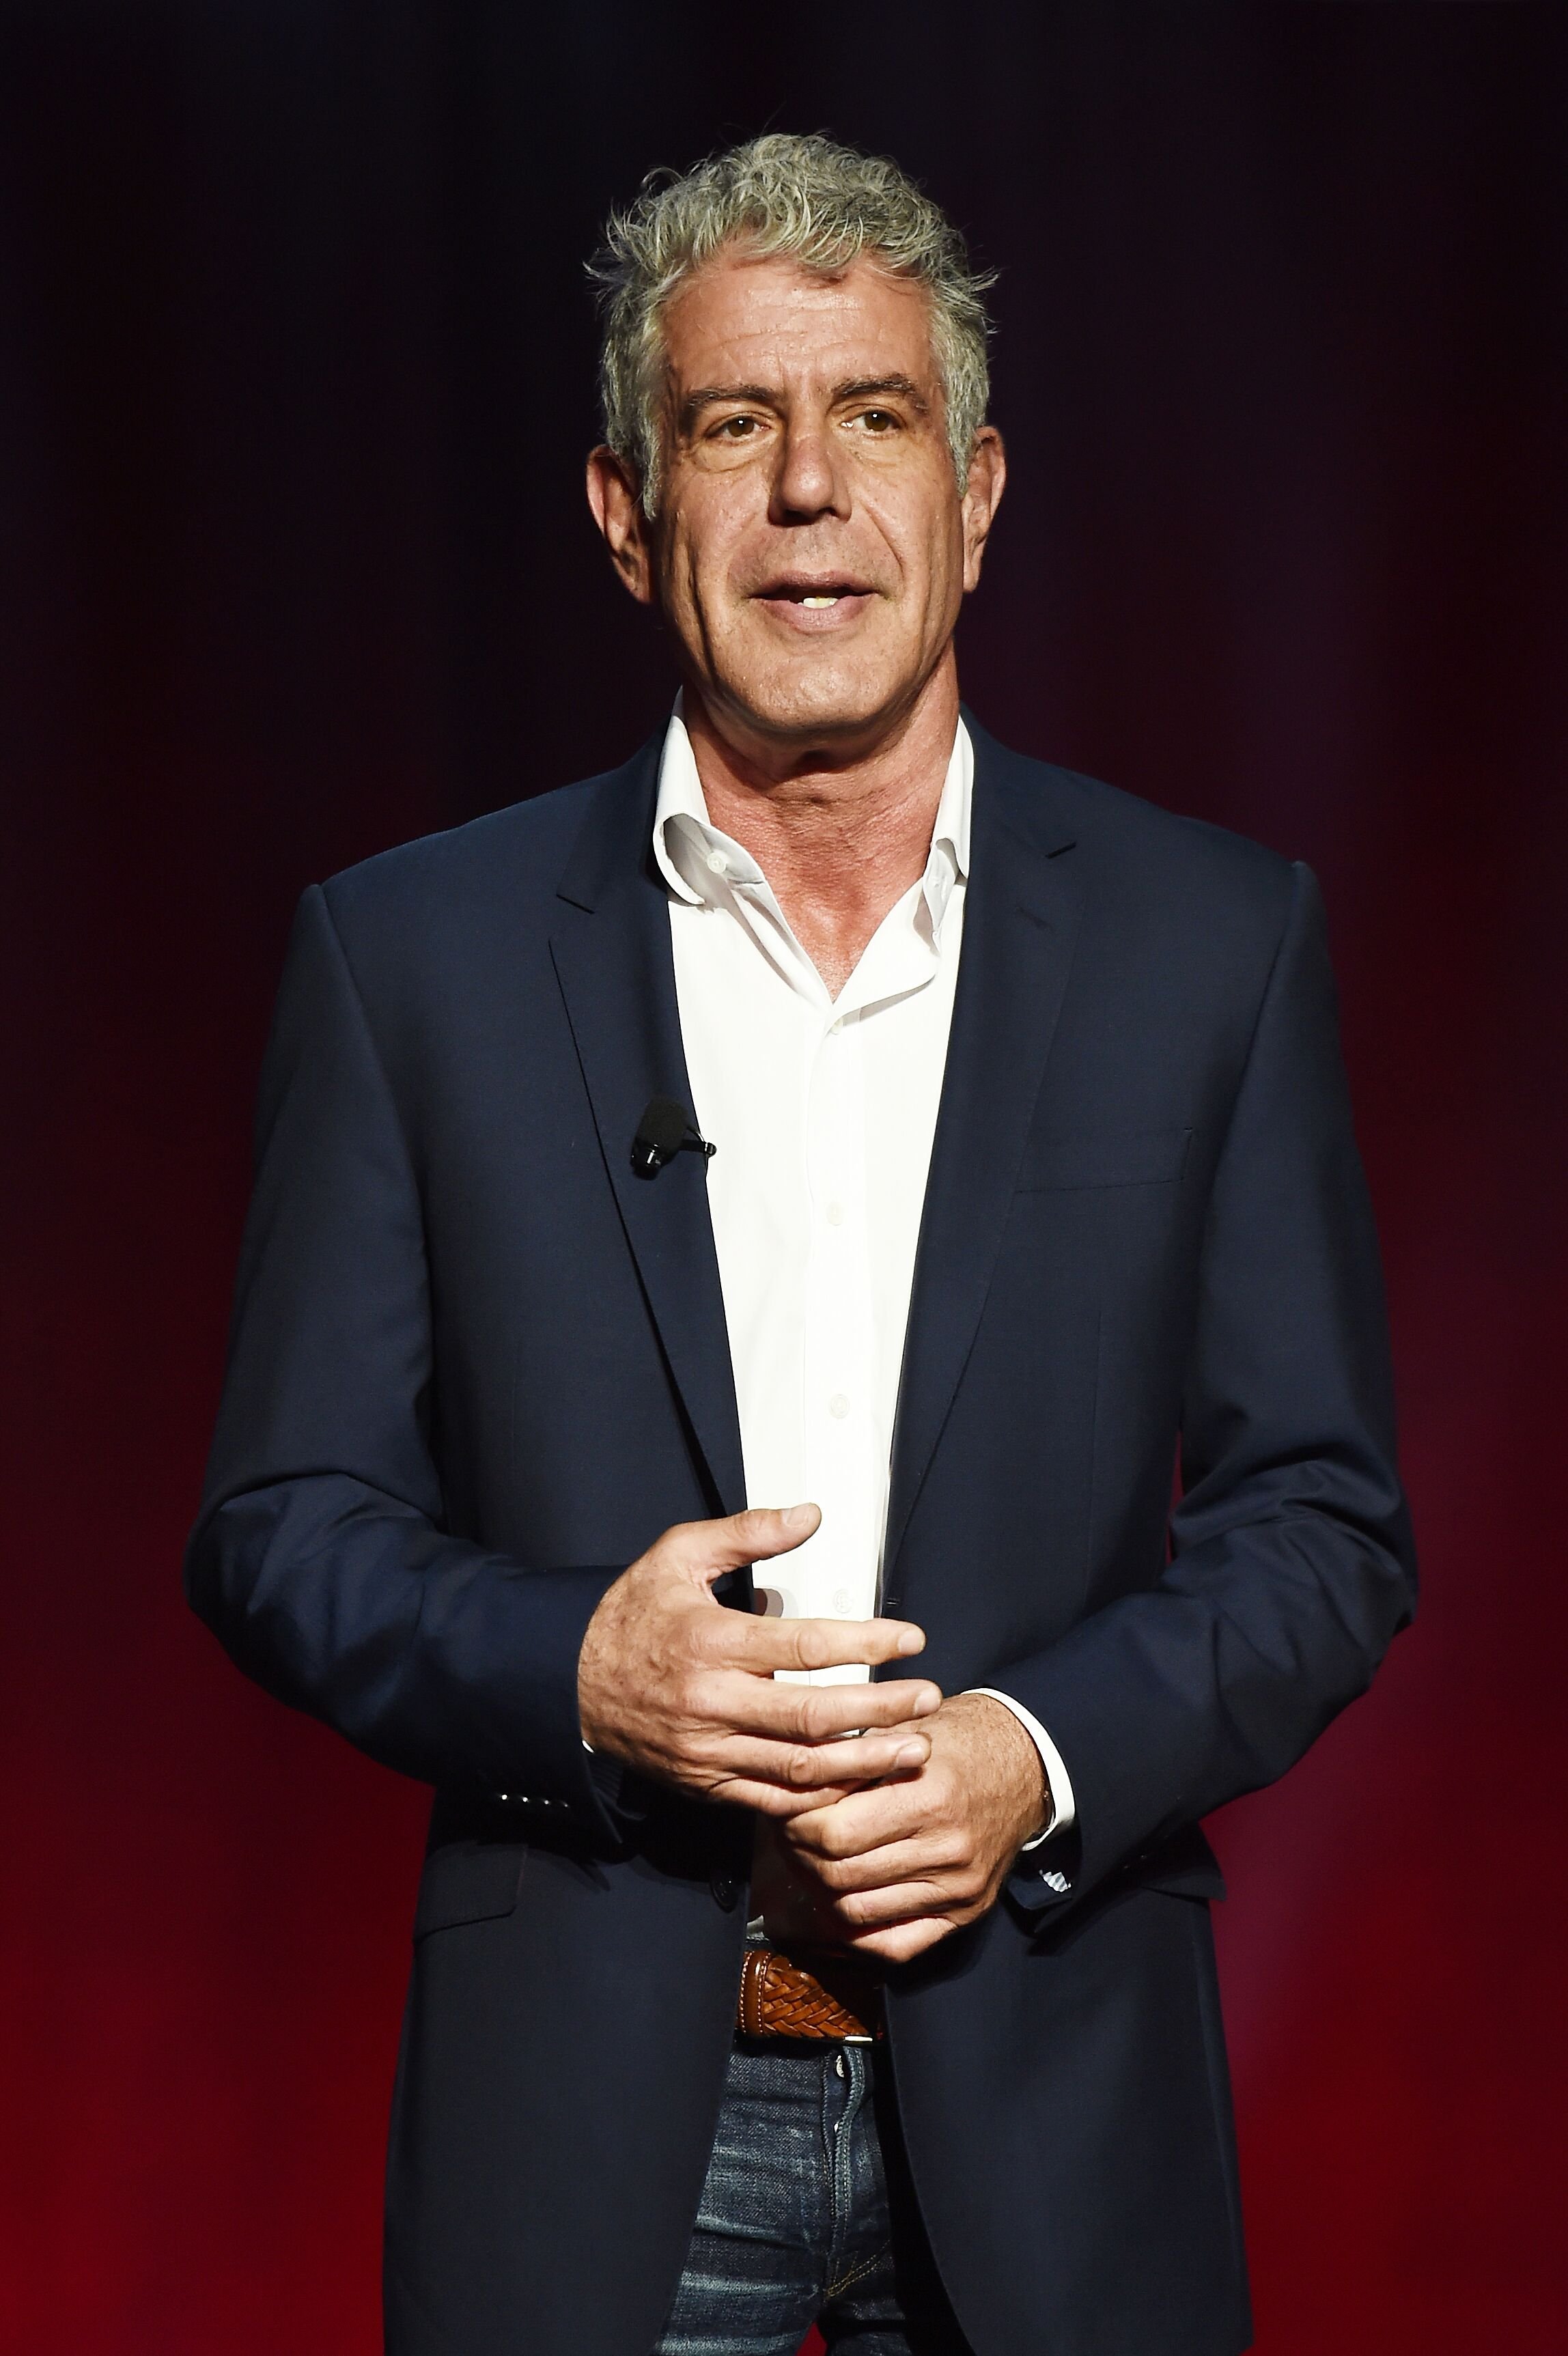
left=652, top=2037, right=972, bottom=2356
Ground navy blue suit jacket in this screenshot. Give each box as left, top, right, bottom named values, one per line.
left=186, top=719, right=1416, bottom=2356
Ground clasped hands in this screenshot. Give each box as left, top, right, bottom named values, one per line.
left=576, top=1504, right=1050, bottom=1962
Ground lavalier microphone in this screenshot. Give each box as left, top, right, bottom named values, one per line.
left=631, top=1095, right=716, bottom=1180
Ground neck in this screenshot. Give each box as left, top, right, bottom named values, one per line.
left=682, top=657, right=960, bottom=998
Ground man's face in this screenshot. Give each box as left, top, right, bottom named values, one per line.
left=590, top=251, right=1003, bottom=759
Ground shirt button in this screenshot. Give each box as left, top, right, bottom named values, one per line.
left=829, top=1393, right=850, bottom=1420
left=705, top=849, right=728, bottom=875
left=825, top=1201, right=844, bottom=1227
left=832, top=1588, right=852, bottom=1614
left=710, top=1868, right=739, bottom=1911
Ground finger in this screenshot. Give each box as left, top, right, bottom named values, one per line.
left=710, top=1672, right=942, bottom=1741
left=699, top=1728, right=932, bottom=1795
left=794, top=1833, right=962, bottom=1894
left=721, top=1776, right=900, bottom=1819
left=735, top=1614, right=928, bottom=1674
left=679, top=1503, right=822, bottom=1588
left=701, top=1769, right=894, bottom=1818
left=843, top=1916, right=959, bottom=1964
left=781, top=1778, right=932, bottom=1860
left=828, top=1877, right=955, bottom=1930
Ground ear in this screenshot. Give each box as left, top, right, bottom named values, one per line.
left=586, top=445, right=656, bottom=604
left=960, top=425, right=1007, bottom=594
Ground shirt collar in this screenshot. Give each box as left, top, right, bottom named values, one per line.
left=652, top=705, right=973, bottom=937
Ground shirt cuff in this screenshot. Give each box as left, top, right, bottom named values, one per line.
left=964, top=1687, right=1077, bottom=1850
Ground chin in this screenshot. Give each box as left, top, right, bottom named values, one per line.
left=727, top=655, right=909, bottom=745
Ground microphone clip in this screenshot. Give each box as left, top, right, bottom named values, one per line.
left=631, top=1095, right=716, bottom=1181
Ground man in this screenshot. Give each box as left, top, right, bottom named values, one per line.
left=187, top=134, right=1416, bottom=2356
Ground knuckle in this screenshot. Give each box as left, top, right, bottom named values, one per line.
left=796, top=1690, right=832, bottom=1739
left=750, top=1787, right=794, bottom=1819
left=673, top=1672, right=709, bottom=1721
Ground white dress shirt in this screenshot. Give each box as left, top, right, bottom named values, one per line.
left=654, top=711, right=1074, bottom=1842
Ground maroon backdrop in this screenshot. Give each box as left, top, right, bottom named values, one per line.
left=2, top=9, right=1564, bottom=2352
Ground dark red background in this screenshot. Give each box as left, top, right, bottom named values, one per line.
left=3, top=8, right=1563, bottom=2351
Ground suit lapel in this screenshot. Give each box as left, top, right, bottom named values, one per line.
left=884, top=725, right=1087, bottom=1584
left=549, top=742, right=746, bottom=1518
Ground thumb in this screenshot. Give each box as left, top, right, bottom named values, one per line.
left=687, top=1502, right=820, bottom=1589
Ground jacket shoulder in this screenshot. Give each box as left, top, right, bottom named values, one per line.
left=317, top=771, right=607, bottom=941
left=970, top=722, right=1312, bottom=1034
left=1016, top=749, right=1294, bottom=896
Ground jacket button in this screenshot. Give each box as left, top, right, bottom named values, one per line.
left=710, top=1868, right=739, bottom=1911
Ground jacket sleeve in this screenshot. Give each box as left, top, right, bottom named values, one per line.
left=995, top=862, right=1417, bottom=1918
left=184, top=884, right=619, bottom=1816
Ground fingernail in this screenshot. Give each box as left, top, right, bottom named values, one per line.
left=895, top=1741, right=927, bottom=1768
left=913, top=1686, right=940, bottom=1714
left=782, top=1502, right=817, bottom=1533
left=895, top=1626, right=925, bottom=1654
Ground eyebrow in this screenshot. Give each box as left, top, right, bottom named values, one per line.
left=678, top=374, right=931, bottom=432
left=834, top=375, right=929, bottom=412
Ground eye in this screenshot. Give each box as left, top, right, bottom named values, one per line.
left=858, top=408, right=900, bottom=433
left=712, top=414, right=761, bottom=440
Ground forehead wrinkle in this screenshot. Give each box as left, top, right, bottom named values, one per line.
left=664, top=256, right=937, bottom=364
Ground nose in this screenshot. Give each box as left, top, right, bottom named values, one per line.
left=770, top=415, right=849, bottom=524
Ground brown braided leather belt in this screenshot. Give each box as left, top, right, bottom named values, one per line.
left=737, top=1945, right=884, bottom=2043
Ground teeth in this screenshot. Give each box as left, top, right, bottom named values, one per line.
left=801, top=595, right=839, bottom=608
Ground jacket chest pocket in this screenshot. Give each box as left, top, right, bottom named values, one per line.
left=1013, top=1125, right=1192, bottom=1194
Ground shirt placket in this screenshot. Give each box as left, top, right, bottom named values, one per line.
left=797, top=1000, right=877, bottom=1687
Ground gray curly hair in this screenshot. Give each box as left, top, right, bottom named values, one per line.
left=588, top=132, right=996, bottom=515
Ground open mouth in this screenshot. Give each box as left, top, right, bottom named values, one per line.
left=751, top=578, right=876, bottom=625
